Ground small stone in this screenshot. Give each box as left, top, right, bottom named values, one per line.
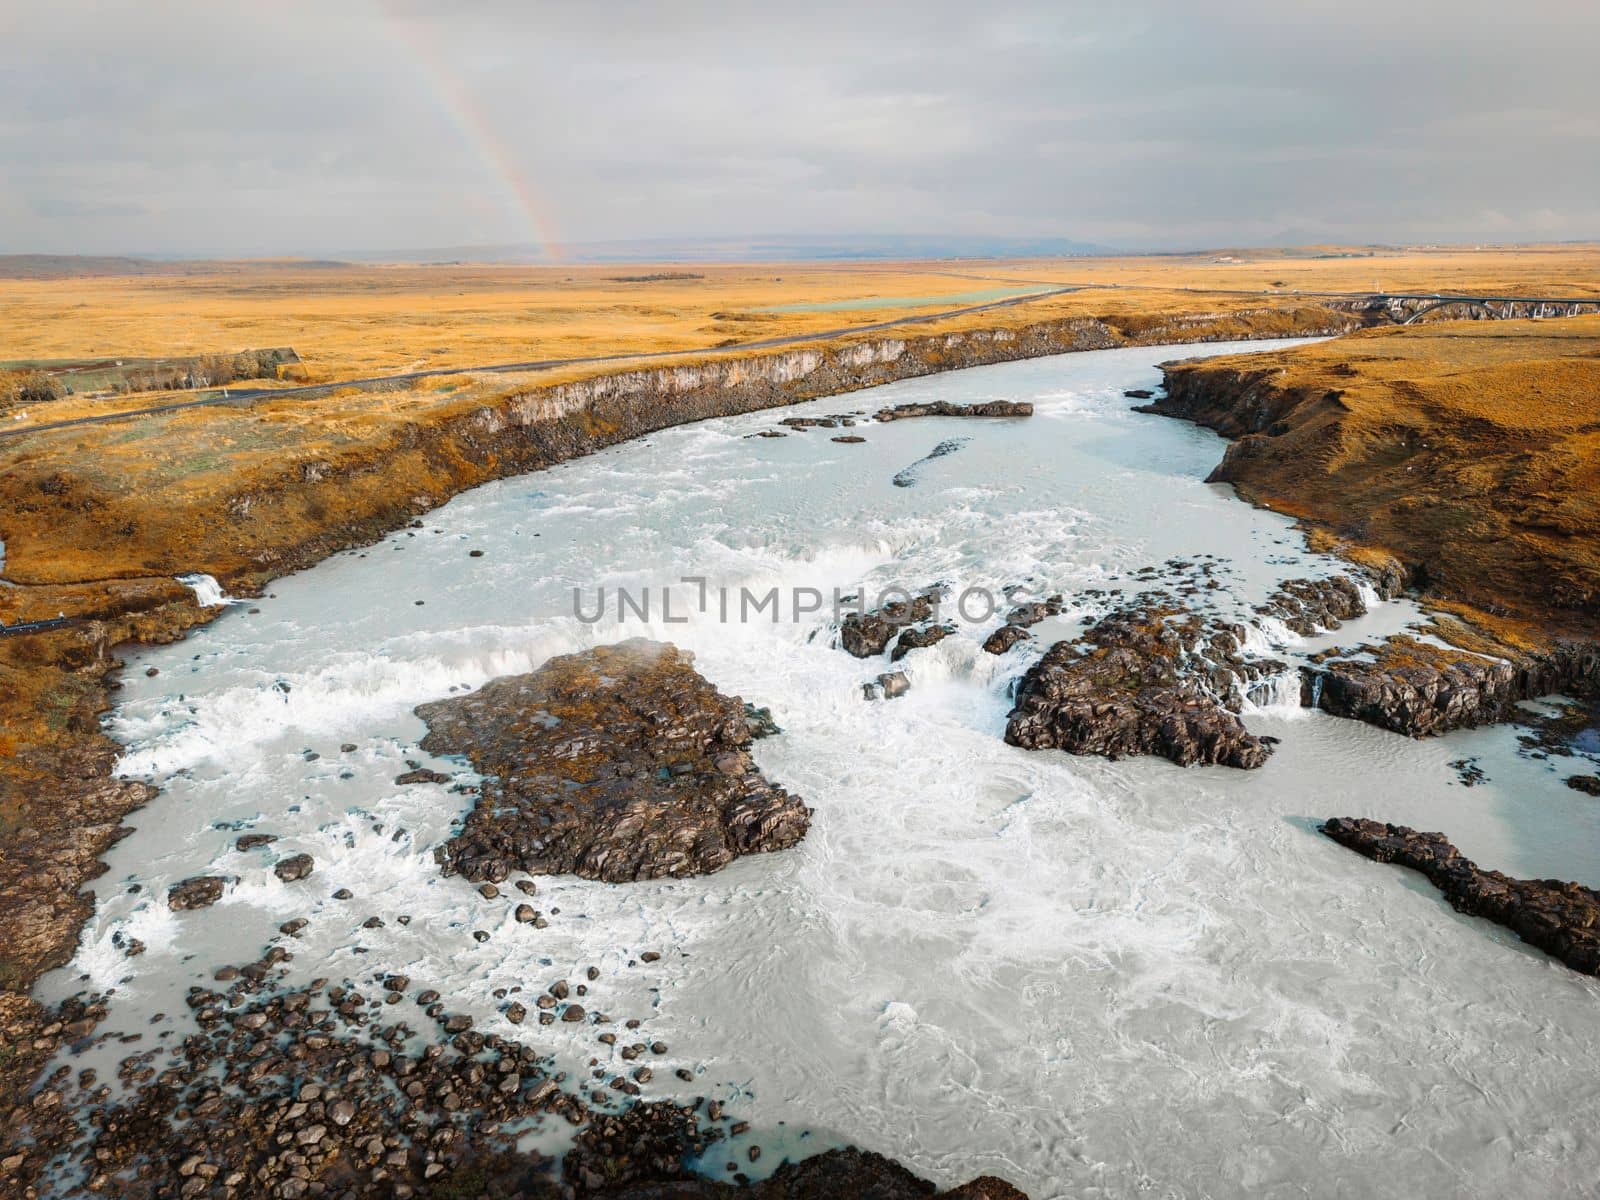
left=167, top=876, right=230, bottom=911
left=561, top=1004, right=586, bottom=1023
left=273, top=853, right=315, bottom=883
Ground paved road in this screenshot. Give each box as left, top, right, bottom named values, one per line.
left=6, top=282, right=1597, bottom=444
left=0, top=285, right=1081, bottom=443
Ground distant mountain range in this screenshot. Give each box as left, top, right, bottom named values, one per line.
left=343, top=233, right=1116, bottom=264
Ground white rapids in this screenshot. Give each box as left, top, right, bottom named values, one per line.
left=40, top=340, right=1600, bottom=1198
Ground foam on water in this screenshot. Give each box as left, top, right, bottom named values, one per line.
left=41, top=340, right=1600, bottom=1198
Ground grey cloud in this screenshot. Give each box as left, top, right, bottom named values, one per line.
left=0, top=0, right=1595, bottom=255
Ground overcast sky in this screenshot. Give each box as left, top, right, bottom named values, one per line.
left=2, top=1, right=1597, bottom=256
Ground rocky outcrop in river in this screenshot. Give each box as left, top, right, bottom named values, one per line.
left=839, top=588, right=944, bottom=658
left=872, top=399, right=1034, bottom=422
left=1321, top=817, right=1600, bottom=974
left=423, top=640, right=810, bottom=884
left=1304, top=635, right=1600, bottom=738
left=1004, top=601, right=1281, bottom=769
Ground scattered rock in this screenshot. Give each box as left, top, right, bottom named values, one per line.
left=1568, top=774, right=1600, bottom=796
left=831, top=435, right=867, bottom=444
left=235, top=833, right=277, bottom=851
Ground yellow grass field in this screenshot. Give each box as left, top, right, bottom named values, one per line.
left=4, top=245, right=1598, bottom=412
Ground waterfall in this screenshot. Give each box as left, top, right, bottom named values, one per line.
left=176, top=573, right=237, bottom=608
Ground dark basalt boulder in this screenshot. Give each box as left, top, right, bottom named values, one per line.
left=840, top=589, right=941, bottom=658
left=1004, top=603, right=1276, bottom=769
left=395, top=767, right=451, bottom=785
left=421, top=640, right=810, bottom=884
left=1567, top=774, right=1600, bottom=796
left=863, top=671, right=911, bottom=701
left=892, top=437, right=969, bottom=487
left=1305, top=637, right=1519, bottom=737
left=873, top=400, right=1033, bottom=421
left=890, top=623, right=952, bottom=662
left=982, top=624, right=1031, bottom=655
left=1321, top=817, right=1600, bottom=974
left=273, top=853, right=315, bottom=883
left=168, top=875, right=231, bottom=911
left=1005, top=594, right=1065, bottom=628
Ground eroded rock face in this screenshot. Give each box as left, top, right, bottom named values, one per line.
left=1321, top=817, right=1600, bottom=974
left=1307, top=637, right=1519, bottom=736
left=422, top=640, right=810, bottom=884
left=1004, top=603, right=1278, bottom=769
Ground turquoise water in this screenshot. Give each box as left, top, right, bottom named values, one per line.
left=754, top=285, right=1049, bottom=312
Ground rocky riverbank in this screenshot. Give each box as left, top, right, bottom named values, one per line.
left=1150, top=319, right=1600, bottom=738
left=1320, top=818, right=1600, bottom=976
left=425, top=641, right=811, bottom=884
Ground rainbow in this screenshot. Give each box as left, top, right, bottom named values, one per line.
left=377, top=3, right=563, bottom=260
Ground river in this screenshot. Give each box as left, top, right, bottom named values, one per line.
left=40, top=339, right=1600, bottom=1198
